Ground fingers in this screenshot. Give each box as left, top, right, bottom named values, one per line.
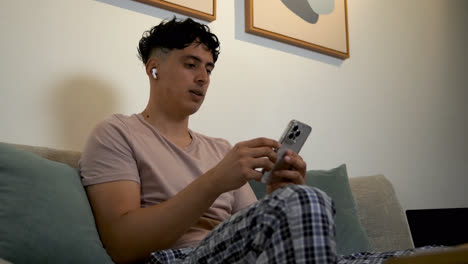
left=245, top=169, right=263, bottom=181
left=272, top=170, right=305, bottom=185
left=232, top=138, right=280, bottom=173
left=247, top=146, right=278, bottom=161
left=282, top=150, right=307, bottom=174
left=240, top=137, right=281, bottom=150
left=231, top=138, right=308, bottom=185
left=238, top=155, right=276, bottom=180
left=265, top=151, right=307, bottom=194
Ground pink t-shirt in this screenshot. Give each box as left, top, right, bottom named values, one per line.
left=79, top=114, right=257, bottom=248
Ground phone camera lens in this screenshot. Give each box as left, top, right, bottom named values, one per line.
left=293, top=125, right=299, bottom=131
left=295, top=131, right=301, bottom=137
left=288, top=133, right=295, bottom=139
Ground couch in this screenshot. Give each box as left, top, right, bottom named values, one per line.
left=0, top=143, right=414, bottom=263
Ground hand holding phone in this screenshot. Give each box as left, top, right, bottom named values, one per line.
left=261, top=120, right=311, bottom=184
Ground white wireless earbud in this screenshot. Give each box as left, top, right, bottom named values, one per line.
left=151, top=68, right=158, bottom=79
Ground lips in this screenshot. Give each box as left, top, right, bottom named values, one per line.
left=189, top=90, right=204, bottom=97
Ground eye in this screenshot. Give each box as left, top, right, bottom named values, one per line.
left=186, top=63, right=196, bottom=69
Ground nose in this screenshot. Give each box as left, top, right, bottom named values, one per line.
left=196, top=68, right=209, bottom=85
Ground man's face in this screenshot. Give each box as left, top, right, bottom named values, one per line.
left=155, top=42, right=215, bottom=117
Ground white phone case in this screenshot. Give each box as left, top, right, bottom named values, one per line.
left=261, top=120, right=312, bottom=184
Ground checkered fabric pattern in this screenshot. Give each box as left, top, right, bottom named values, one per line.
left=151, top=246, right=444, bottom=264
left=150, top=185, right=444, bottom=264
left=151, top=185, right=336, bottom=263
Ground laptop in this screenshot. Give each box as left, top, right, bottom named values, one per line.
left=406, top=208, right=468, bottom=247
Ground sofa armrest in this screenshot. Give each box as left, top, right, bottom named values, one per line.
left=350, top=174, right=414, bottom=252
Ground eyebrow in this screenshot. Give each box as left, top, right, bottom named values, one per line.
left=184, top=55, right=215, bottom=69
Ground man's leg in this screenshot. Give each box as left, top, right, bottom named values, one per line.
left=175, top=184, right=337, bottom=264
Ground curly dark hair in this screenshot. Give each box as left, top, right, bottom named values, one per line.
left=137, top=17, right=220, bottom=64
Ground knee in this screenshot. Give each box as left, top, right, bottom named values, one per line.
left=276, top=184, right=332, bottom=203
left=271, top=184, right=335, bottom=216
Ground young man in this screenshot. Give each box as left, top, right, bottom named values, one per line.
left=80, top=17, right=336, bottom=263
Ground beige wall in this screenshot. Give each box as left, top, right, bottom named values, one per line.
left=1, top=0, right=467, bottom=211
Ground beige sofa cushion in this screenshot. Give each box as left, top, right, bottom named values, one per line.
left=10, top=144, right=81, bottom=169
left=350, top=175, right=414, bottom=251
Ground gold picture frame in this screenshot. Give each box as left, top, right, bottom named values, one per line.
left=245, top=0, right=349, bottom=59
left=134, top=0, right=216, bottom=22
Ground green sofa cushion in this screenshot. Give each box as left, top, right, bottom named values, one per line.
left=0, top=143, right=113, bottom=264
left=249, top=164, right=372, bottom=255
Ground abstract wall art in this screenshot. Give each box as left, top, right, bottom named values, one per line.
left=245, top=0, right=349, bottom=59
left=134, top=0, right=216, bottom=22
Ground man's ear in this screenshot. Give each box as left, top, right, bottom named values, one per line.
left=145, top=58, right=159, bottom=79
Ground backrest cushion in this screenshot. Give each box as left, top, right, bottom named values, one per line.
left=306, top=164, right=372, bottom=255
left=0, top=143, right=113, bottom=263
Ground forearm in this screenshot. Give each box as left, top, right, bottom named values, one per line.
left=96, top=170, right=220, bottom=263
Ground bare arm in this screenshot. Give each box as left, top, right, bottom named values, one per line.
left=86, top=137, right=280, bottom=263
left=87, top=172, right=220, bottom=263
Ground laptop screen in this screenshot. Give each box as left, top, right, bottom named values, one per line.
left=406, top=208, right=468, bottom=247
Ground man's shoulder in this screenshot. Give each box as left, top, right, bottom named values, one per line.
left=86, top=114, right=146, bottom=143
left=94, top=113, right=141, bottom=131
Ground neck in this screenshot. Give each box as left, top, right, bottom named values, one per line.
left=141, top=106, right=192, bottom=148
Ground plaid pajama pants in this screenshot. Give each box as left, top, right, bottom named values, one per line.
left=150, top=185, right=440, bottom=264
left=151, top=185, right=336, bottom=263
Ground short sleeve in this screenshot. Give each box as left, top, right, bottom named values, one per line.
left=79, top=116, right=139, bottom=186
left=232, top=182, right=258, bottom=214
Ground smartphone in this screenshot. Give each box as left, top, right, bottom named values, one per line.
left=261, top=120, right=312, bottom=184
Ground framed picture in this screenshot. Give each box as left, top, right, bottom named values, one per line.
left=134, top=0, right=216, bottom=22
left=245, top=0, right=349, bottom=59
